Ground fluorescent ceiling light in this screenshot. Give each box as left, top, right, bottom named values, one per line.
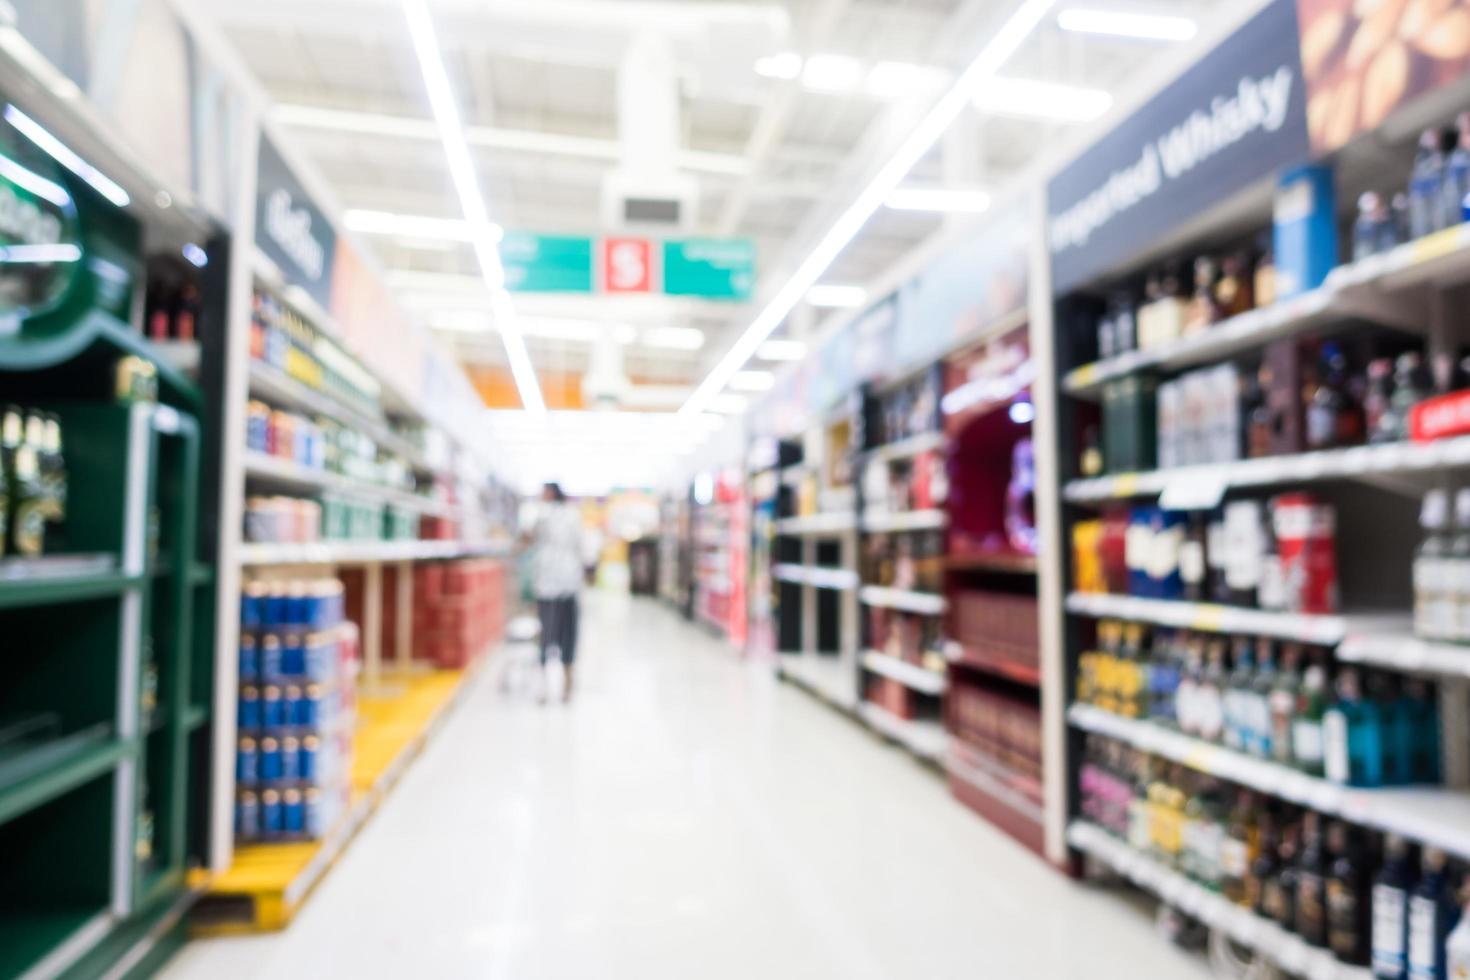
left=182, top=243, right=209, bottom=268
left=729, top=370, right=775, bottom=392
left=886, top=186, right=992, bottom=213
left=0, top=243, right=80, bottom=263
left=4, top=105, right=129, bottom=207
left=343, top=207, right=497, bottom=244
left=801, top=54, right=864, bottom=93
left=401, top=0, right=544, bottom=413
left=0, top=152, right=69, bottom=206
left=755, top=51, right=803, bottom=80
left=866, top=61, right=936, bottom=100
left=973, top=76, right=1112, bottom=122
left=641, top=326, right=706, bottom=351
left=756, top=339, right=806, bottom=362
left=1057, top=7, right=1197, bottom=41
left=680, top=0, right=1057, bottom=417
left=806, top=284, right=867, bottom=309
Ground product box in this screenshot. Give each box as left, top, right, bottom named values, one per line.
left=1272, top=493, right=1339, bottom=614
left=1273, top=165, right=1338, bottom=299
left=1262, top=340, right=1305, bottom=456
left=1102, top=375, right=1158, bottom=474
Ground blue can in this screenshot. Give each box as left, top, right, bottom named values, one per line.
left=260, top=634, right=284, bottom=682
left=236, top=737, right=258, bottom=785
left=238, top=633, right=260, bottom=683
left=259, top=737, right=283, bottom=781
left=282, top=633, right=306, bottom=678
left=299, top=735, right=320, bottom=781
left=321, top=581, right=344, bottom=627
left=302, top=582, right=327, bottom=630
left=304, top=634, right=333, bottom=682
left=261, top=686, right=284, bottom=729
left=281, top=685, right=302, bottom=726
left=240, top=582, right=268, bottom=629
left=260, top=789, right=283, bottom=836
left=299, top=684, right=323, bottom=728
left=287, top=584, right=309, bottom=627
left=282, top=789, right=305, bottom=835
left=279, top=736, right=301, bottom=781
left=238, top=686, right=261, bottom=730
left=264, top=585, right=290, bottom=628
left=304, top=788, right=324, bottom=838
left=236, top=790, right=260, bottom=840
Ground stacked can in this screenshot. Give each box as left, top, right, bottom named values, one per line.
left=235, top=576, right=356, bottom=844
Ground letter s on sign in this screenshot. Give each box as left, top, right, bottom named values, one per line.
left=603, top=238, right=652, bottom=293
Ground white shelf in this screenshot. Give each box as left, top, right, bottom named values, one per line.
left=1064, top=435, right=1470, bottom=502
left=242, top=450, right=458, bottom=517
left=865, top=430, right=946, bottom=463
left=1338, top=632, right=1470, bottom=679
left=773, top=564, right=859, bottom=591
left=775, top=512, right=857, bottom=535
left=860, top=585, right=947, bottom=615
left=153, top=339, right=201, bottom=374
left=239, top=539, right=505, bottom=566
left=860, top=650, right=946, bottom=695
left=1067, top=822, right=1372, bottom=980
left=778, top=653, right=858, bottom=711
left=1068, top=704, right=1470, bottom=863
left=861, top=508, right=948, bottom=532
left=856, top=703, right=947, bottom=761
left=1063, top=592, right=1407, bottom=646
left=1326, top=220, right=1470, bottom=294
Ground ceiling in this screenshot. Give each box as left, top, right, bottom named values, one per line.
left=198, top=0, right=1233, bottom=479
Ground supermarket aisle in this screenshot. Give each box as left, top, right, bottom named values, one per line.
left=166, top=591, right=1205, bottom=980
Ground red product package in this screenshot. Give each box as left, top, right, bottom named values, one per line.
left=1410, top=389, right=1470, bottom=442
left=1272, top=493, right=1338, bottom=614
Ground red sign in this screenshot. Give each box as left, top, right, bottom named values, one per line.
left=602, top=237, right=653, bottom=293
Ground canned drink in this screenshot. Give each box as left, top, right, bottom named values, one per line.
left=304, top=788, right=324, bottom=838
left=303, top=581, right=329, bottom=630
left=299, top=735, right=320, bottom=781
left=282, top=632, right=307, bottom=677
left=236, top=790, right=261, bottom=840
left=299, top=684, right=323, bottom=728
left=304, top=634, right=333, bottom=681
left=259, top=736, right=283, bottom=781
left=260, top=634, right=284, bottom=681
left=284, top=583, right=306, bottom=627
left=261, top=685, right=284, bottom=729
left=236, top=737, right=258, bottom=784
left=239, top=633, right=260, bottom=683
left=246, top=401, right=270, bottom=452
left=241, top=581, right=269, bottom=629
left=281, top=685, right=301, bottom=726
left=260, top=789, right=283, bottom=836
left=282, top=789, right=305, bottom=835
left=280, top=736, right=301, bottom=781
left=264, top=585, right=290, bottom=627
left=238, top=686, right=261, bottom=730
left=320, top=580, right=344, bottom=627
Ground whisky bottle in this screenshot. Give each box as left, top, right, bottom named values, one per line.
left=1374, top=834, right=1416, bottom=980
left=1326, top=821, right=1370, bottom=965
left=1297, top=811, right=1329, bottom=947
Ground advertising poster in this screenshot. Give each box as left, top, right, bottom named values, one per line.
left=1298, top=0, right=1470, bottom=152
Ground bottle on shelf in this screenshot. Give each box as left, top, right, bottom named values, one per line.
left=1306, top=343, right=1364, bottom=451
left=1366, top=358, right=1398, bottom=443
left=1445, top=885, right=1470, bottom=980
left=1220, top=788, right=1260, bottom=907
left=1248, top=808, right=1282, bottom=914
left=1407, top=848, right=1459, bottom=980
left=1357, top=191, right=1392, bottom=262
left=1443, top=116, right=1470, bottom=232
left=1416, top=490, right=1454, bottom=641
left=1263, top=813, right=1301, bottom=932
left=1292, top=648, right=1330, bottom=777
left=1297, top=810, right=1329, bottom=947
left=8, top=411, right=46, bottom=557
left=1387, top=353, right=1432, bottom=443
left=1325, top=667, right=1386, bottom=787
left=40, top=413, right=65, bottom=546
left=1248, top=638, right=1277, bottom=759
left=1269, top=643, right=1302, bottom=765
left=1376, top=834, right=1418, bottom=980
left=1185, top=256, right=1222, bottom=334
left=1452, top=490, right=1470, bottom=644
left=1197, top=638, right=1228, bottom=745
left=1327, top=821, right=1370, bottom=966
left=1410, top=129, right=1449, bottom=241
left=1224, top=636, right=1255, bottom=754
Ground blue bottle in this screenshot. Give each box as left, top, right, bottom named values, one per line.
left=1442, top=117, right=1470, bottom=230
left=1356, top=191, right=1388, bottom=262
left=1410, top=129, right=1448, bottom=240
left=1400, top=678, right=1442, bottom=784
left=1324, top=667, right=1385, bottom=787
left=1407, top=848, right=1459, bottom=980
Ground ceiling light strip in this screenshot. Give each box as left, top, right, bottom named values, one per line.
left=400, top=0, right=545, bottom=413
left=1056, top=8, right=1197, bottom=42
left=679, top=0, right=1057, bottom=417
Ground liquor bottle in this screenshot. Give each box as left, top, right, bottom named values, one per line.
left=1326, top=667, right=1386, bottom=787
left=1445, top=887, right=1470, bottom=980
left=8, top=413, right=45, bottom=556
left=1408, top=848, right=1459, bottom=980
left=1180, top=513, right=1208, bottom=602
left=1327, top=821, right=1370, bottom=965
left=1119, top=622, right=1147, bottom=720
left=1185, top=779, right=1225, bottom=890
left=1223, top=500, right=1265, bottom=608
left=1127, top=755, right=1158, bottom=854
left=1149, top=630, right=1181, bottom=727
left=1216, top=252, right=1255, bottom=318
left=1293, top=648, right=1330, bottom=776
left=1452, top=490, right=1470, bottom=644
left=1185, top=256, right=1222, bottom=334
left=175, top=283, right=200, bottom=341
left=1305, top=343, right=1365, bottom=450
left=1264, top=815, right=1302, bottom=932
left=1270, top=643, right=1302, bottom=765
left=1410, top=128, right=1448, bottom=240
left=1366, top=358, right=1398, bottom=443
left=1395, top=678, right=1441, bottom=785
left=1248, top=810, right=1282, bottom=914
left=1416, top=490, right=1454, bottom=641
left=1249, top=638, right=1278, bottom=759
left=1197, top=639, right=1228, bottom=744
left=1357, top=191, right=1390, bottom=262
left=1221, top=789, right=1260, bottom=906
left=0, top=406, right=17, bottom=557
left=1224, top=636, right=1255, bottom=754
left=1112, top=293, right=1137, bottom=354
left=1443, top=116, right=1470, bottom=231
left=1387, top=353, right=1432, bottom=443
left=1297, top=811, right=1330, bottom=946
left=39, top=413, right=65, bottom=544
left=1175, top=635, right=1204, bottom=736
left=1376, top=835, right=1417, bottom=980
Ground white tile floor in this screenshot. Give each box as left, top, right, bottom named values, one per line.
left=164, top=590, right=1209, bottom=980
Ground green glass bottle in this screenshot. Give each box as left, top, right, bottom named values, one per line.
left=7, top=410, right=44, bottom=556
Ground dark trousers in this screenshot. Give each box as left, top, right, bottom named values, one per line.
left=537, top=595, right=578, bottom=666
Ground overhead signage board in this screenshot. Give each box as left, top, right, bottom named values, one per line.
left=255, top=135, right=337, bottom=311
left=663, top=238, right=755, bottom=301
left=1046, top=0, right=1310, bottom=294
left=502, top=232, right=595, bottom=294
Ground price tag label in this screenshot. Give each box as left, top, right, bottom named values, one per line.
left=1112, top=473, right=1140, bottom=498
left=1069, top=363, right=1099, bottom=389
left=1160, top=471, right=1226, bottom=511
left=1192, top=605, right=1225, bottom=632
left=1411, top=225, right=1462, bottom=265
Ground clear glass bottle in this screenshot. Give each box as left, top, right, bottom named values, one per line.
left=1270, top=643, right=1302, bottom=765
left=1416, top=489, right=1454, bottom=641
left=1375, top=834, right=1417, bottom=980
left=1410, top=128, right=1448, bottom=240
left=1293, top=648, right=1330, bottom=776
left=1365, top=358, right=1398, bottom=443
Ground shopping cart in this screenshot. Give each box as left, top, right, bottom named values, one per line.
left=498, top=544, right=544, bottom=699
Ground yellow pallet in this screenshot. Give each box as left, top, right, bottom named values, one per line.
left=192, top=662, right=481, bottom=934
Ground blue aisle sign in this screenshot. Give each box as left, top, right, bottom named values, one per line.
left=255, top=135, right=336, bottom=310
left=1046, top=0, right=1310, bottom=294
left=663, top=238, right=755, bottom=301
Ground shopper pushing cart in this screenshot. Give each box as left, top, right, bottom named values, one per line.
left=526, top=482, right=584, bottom=702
